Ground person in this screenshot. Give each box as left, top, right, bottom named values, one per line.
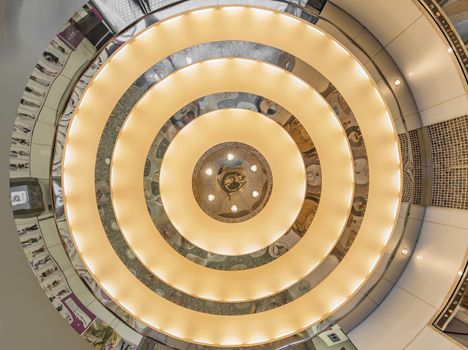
left=35, top=63, right=56, bottom=77
left=50, top=40, right=67, bottom=55
left=43, top=51, right=61, bottom=65
left=20, top=98, right=40, bottom=108
left=347, top=126, right=364, bottom=148
left=25, top=86, right=45, bottom=98
left=30, top=74, right=50, bottom=87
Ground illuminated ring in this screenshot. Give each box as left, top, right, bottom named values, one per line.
left=144, top=95, right=321, bottom=271
left=159, top=108, right=305, bottom=254
left=112, top=58, right=352, bottom=301
left=63, top=6, right=401, bottom=346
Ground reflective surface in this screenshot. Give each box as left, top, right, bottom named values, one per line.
left=192, top=142, right=273, bottom=223
left=4, top=0, right=468, bottom=350
left=0, top=1, right=91, bottom=349
left=63, top=6, right=399, bottom=345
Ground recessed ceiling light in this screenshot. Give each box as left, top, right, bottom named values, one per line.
left=208, top=194, right=215, bottom=202
left=393, top=79, right=401, bottom=86
left=250, top=164, right=258, bottom=172
left=230, top=204, right=238, bottom=213
left=205, top=168, right=213, bottom=176
left=251, top=190, right=260, bottom=198
left=401, top=248, right=408, bottom=255
left=186, top=56, right=192, bottom=64
left=227, top=153, right=234, bottom=161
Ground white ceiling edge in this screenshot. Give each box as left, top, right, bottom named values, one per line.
left=329, top=1, right=467, bottom=349
left=349, top=207, right=468, bottom=350
left=331, top=0, right=467, bottom=127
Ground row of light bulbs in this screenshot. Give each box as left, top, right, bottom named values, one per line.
left=207, top=190, right=260, bottom=210
left=204, top=162, right=258, bottom=176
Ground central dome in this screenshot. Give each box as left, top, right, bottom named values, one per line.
left=192, top=142, right=273, bottom=223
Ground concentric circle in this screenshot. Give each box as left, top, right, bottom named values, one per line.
left=62, top=6, right=400, bottom=347
left=158, top=107, right=306, bottom=256
left=143, top=93, right=322, bottom=271
left=111, top=59, right=352, bottom=301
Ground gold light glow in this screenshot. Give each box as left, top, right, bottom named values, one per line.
left=111, top=59, right=352, bottom=301
left=160, top=109, right=306, bottom=254
left=62, top=6, right=401, bottom=347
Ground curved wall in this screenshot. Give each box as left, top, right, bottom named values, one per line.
left=327, top=1, right=468, bottom=349
left=0, top=1, right=466, bottom=349
left=0, top=1, right=91, bottom=349
left=332, top=0, right=467, bottom=127
left=349, top=207, right=467, bottom=350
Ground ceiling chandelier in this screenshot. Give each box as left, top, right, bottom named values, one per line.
left=62, top=6, right=401, bottom=346
left=8, top=2, right=404, bottom=349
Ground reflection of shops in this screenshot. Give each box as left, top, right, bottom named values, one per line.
left=59, top=5, right=113, bottom=50
left=8, top=1, right=444, bottom=350
left=10, top=178, right=46, bottom=218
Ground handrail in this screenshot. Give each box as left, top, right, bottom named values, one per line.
left=433, top=258, right=468, bottom=330
left=417, top=0, right=468, bottom=84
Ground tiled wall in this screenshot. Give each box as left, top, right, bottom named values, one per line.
left=409, top=129, right=424, bottom=205
left=400, top=115, right=468, bottom=209
left=400, top=133, right=413, bottom=203
left=399, top=129, right=425, bottom=205
left=428, top=115, right=468, bottom=209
